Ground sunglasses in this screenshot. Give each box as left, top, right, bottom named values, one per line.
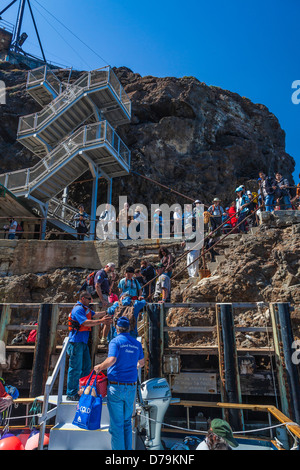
left=83, top=296, right=92, bottom=301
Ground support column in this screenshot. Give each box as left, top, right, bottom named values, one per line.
left=30, top=304, right=53, bottom=398
left=146, top=304, right=162, bottom=379
left=89, top=171, right=99, bottom=241
left=107, top=178, right=113, bottom=206
left=216, top=303, right=244, bottom=431
left=40, top=202, right=49, bottom=240
left=270, top=303, right=300, bottom=424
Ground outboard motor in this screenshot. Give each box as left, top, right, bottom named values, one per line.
left=137, top=378, right=172, bottom=450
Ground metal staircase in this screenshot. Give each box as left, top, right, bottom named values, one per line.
left=0, top=65, right=132, bottom=238
left=46, top=396, right=112, bottom=451
left=18, top=66, right=131, bottom=158
left=26, top=66, right=64, bottom=107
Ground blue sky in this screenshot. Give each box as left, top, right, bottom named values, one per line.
left=3, top=0, right=300, bottom=180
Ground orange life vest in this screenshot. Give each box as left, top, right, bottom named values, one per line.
left=68, top=304, right=92, bottom=333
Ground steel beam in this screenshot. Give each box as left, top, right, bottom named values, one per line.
left=216, top=303, right=244, bottom=431
left=270, top=303, right=300, bottom=424
left=30, top=304, right=53, bottom=398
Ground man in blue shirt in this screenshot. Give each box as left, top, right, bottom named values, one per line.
left=66, top=291, right=112, bottom=401
left=118, top=266, right=144, bottom=301
left=94, top=317, right=145, bottom=450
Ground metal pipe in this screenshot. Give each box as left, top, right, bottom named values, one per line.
left=147, top=304, right=161, bottom=379
left=274, top=303, right=300, bottom=424
left=217, top=303, right=244, bottom=431
left=30, top=303, right=53, bottom=398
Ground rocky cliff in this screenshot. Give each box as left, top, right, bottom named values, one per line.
left=169, top=222, right=300, bottom=347
left=0, top=63, right=295, bottom=211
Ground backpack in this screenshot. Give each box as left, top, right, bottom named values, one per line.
left=203, top=211, right=211, bottom=224
left=16, top=223, right=23, bottom=233
left=113, top=302, right=136, bottom=332
left=27, top=323, right=38, bottom=344
left=79, top=272, right=96, bottom=295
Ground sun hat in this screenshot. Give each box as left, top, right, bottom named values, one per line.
left=106, top=263, right=115, bottom=268
left=155, top=263, right=164, bottom=269
left=235, top=186, right=243, bottom=193
left=210, top=419, right=239, bottom=448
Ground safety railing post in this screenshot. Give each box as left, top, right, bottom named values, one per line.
left=216, top=303, right=244, bottom=431
left=270, top=303, right=300, bottom=424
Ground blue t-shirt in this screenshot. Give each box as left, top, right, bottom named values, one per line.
left=118, top=278, right=141, bottom=297
left=95, top=269, right=110, bottom=295
left=69, top=302, right=95, bottom=344
left=107, top=298, right=147, bottom=339
left=107, top=333, right=144, bottom=383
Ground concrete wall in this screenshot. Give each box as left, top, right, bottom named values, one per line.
left=0, top=238, right=185, bottom=276
left=0, top=240, right=120, bottom=276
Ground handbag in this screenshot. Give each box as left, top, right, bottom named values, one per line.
left=73, top=374, right=102, bottom=431
left=79, top=370, right=107, bottom=398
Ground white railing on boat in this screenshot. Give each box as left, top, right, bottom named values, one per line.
left=37, top=337, right=70, bottom=450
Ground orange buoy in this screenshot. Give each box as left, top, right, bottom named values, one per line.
left=0, top=436, right=25, bottom=450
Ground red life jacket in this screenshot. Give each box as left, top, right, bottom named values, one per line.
left=68, top=305, right=92, bottom=333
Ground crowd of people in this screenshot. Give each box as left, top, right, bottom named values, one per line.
left=66, top=246, right=247, bottom=451
left=67, top=261, right=240, bottom=451
left=1, top=172, right=299, bottom=241
left=74, top=171, right=300, bottom=241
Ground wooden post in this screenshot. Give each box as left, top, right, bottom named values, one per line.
left=0, top=304, right=11, bottom=344
left=30, top=304, right=53, bottom=398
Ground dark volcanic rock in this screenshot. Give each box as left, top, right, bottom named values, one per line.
left=0, top=64, right=295, bottom=210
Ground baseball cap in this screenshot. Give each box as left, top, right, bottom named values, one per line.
left=117, top=317, right=130, bottom=328
left=210, top=419, right=239, bottom=448
left=106, top=263, right=115, bottom=268
left=156, top=263, right=164, bottom=269
left=235, top=186, right=243, bottom=193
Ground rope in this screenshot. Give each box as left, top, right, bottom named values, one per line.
left=139, top=412, right=299, bottom=438
left=3, top=413, right=41, bottom=421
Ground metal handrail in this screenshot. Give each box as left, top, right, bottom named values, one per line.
left=27, top=66, right=63, bottom=96
left=38, top=336, right=70, bottom=451
left=19, top=66, right=131, bottom=136
left=0, top=121, right=131, bottom=193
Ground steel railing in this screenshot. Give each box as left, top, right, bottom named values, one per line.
left=18, top=66, right=131, bottom=136
left=0, top=121, right=131, bottom=194
left=38, top=336, right=69, bottom=451
left=27, top=66, right=63, bottom=97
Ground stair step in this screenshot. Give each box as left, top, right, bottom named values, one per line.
left=44, top=396, right=112, bottom=450
left=48, top=423, right=111, bottom=450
